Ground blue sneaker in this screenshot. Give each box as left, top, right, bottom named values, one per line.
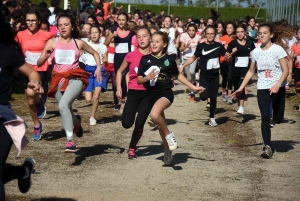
left=74, top=115, right=83, bottom=138
left=65, top=140, right=77, bottom=153
left=35, top=98, right=46, bottom=119
left=32, top=122, right=43, bottom=140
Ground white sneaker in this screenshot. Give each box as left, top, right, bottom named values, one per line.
left=227, top=96, right=233, bottom=104
left=165, top=132, right=177, bottom=151
left=221, top=93, right=227, bottom=102
left=237, top=107, right=245, bottom=115
left=89, top=117, right=97, bottom=126
left=164, top=150, right=173, bottom=166
left=209, top=118, right=218, bottom=127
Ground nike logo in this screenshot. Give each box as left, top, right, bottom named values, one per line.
left=202, top=47, right=220, bottom=55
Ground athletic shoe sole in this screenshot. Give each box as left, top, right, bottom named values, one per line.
left=64, top=149, right=78, bottom=153
left=147, top=121, right=156, bottom=128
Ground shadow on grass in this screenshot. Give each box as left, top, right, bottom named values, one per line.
left=72, top=144, right=125, bottom=166
left=42, top=130, right=89, bottom=141
left=173, top=89, right=185, bottom=96
left=43, top=109, right=78, bottom=120
left=149, top=118, right=177, bottom=131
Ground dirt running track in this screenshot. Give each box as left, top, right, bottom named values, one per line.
left=5, top=75, right=300, bottom=201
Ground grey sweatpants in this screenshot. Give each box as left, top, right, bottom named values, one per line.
left=183, top=58, right=198, bottom=83
left=55, top=79, right=83, bottom=141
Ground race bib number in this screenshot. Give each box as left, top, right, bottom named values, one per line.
left=115, top=43, right=129, bottom=53
left=25, top=51, right=41, bottom=65
left=257, top=57, right=275, bottom=70
left=108, top=53, right=114, bottom=63
left=207, top=58, right=220, bottom=70
left=55, top=49, right=75, bottom=65
left=297, top=56, right=300, bottom=63
left=235, top=56, right=249, bottom=67
left=131, top=45, right=135, bottom=52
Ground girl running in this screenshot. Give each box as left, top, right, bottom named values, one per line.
left=179, top=23, right=201, bottom=101
left=105, top=37, right=119, bottom=110
left=116, top=27, right=151, bottom=159
left=160, top=16, right=180, bottom=60
left=180, top=25, right=227, bottom=127
left=137, top=31, right=205, bottom=166
left=246, top=16, right=257, bottom=38
left=226, top=23, right=255, bottom=115
left=219, top=22, right=235, bottom=104
left=15, top=9, right=53, bottom=140
left=231, top=23, right=289, bottom=159
left=84, top=26, right=107, bottom=126
left=37, top=13, right=102, bottom=153
left=0, top=13, right=39, bottom=198
left=290, top=28, right=300, bottom=112
left=104, top=12, right=135, bottom=113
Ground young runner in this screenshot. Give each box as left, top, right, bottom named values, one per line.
left=116, top=27, right=151, bottom=159
left=231, top=23, right=289, bottom=159
left=290, top=27, right=300, bottom=112
left=226, top=23, right=255, bottom=115
left=37, top=13, right=102, bottom=152
left=15, top=9, right=52, bottom=140
left=180, top=25, right=227, bottom=127
left=179, top=23, right=201, bottom=101
left=104, top=12, right=135, bottom=113
left=137, top=31, right=205, bottom=166
left=84, top=26, right=107, bottom=125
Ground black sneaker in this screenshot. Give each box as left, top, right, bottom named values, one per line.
left=261, top=145, right=273, bottom=159
left=18, top=158, right=35, bottom=194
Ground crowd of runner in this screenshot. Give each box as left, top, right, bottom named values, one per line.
left=0, top=0, right=300, bottom=199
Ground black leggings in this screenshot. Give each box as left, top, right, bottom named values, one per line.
left=231, top=68, right=248, bottom=100
left=0, top=123, right=26, bottom=200
left=122, top=90, right=151, bottom=149
left=220, top=62, right=232, bottom=90
left=257, top=87, right=285, bottom=146
left=199, top=71, right=219, bottom=118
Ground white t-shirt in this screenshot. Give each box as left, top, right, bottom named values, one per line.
left=251, top=44, right=287, bottom=89
left=180, top=33, right=201, bottom=59
left=160, top=28, right=177, bottom=55
left=85, top=41, right=107, bottom=66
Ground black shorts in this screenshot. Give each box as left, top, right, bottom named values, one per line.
left=147, top=88, right=174, bottom=108
left=294, top=68, right=300, bottom=84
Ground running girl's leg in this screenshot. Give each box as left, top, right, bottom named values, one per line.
left=257, top=89, right=272, bottom=146
left=55, top=80, right=82, bottom=143
left=128, top=93, right=150, bottom=149
left=122, top=90, right=142, bottom=129
left=150, top=98, right=171, bottom=150
left=220, top=62, right=229, bottom=96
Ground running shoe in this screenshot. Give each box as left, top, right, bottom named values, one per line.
left=147, top=117, right=156, bottom=127
left=206, top=102, right=211, bottom=109
left=189, top=94, right=195, bottom=101
left=261, top=145, right=273, bottom=159
left=209, top=118, right=218, bottom=127
left=89, top=117, right=97, bottom=126
left=237, top=106, right=245, bottom=115
left=227, top=96, right=233, bottom=104
left=165, top=132, right=177, bottom=151
left=164, top=149, right=173, bottom=166
left=127, top=148, right=137, bottom=159
left=74, top=115, right=83, bottom=137
left=32, top=122, right=43, bottom=141
left=270, top=118, right=275, bottom=128
left=18, top=158, right=35, bottom=194
left=221, top=93, right=227, bottom=102
left=35, top=98, right=46, bottom=119
left=65, top=140, right=77, bottom=153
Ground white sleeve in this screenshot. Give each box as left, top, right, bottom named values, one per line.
left=276, top=45, right=287, bottom=60
left=251, top=50, right=257, bottom=63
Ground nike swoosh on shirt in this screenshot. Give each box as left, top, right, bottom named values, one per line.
left=202, top=47, right=220, bottom=55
